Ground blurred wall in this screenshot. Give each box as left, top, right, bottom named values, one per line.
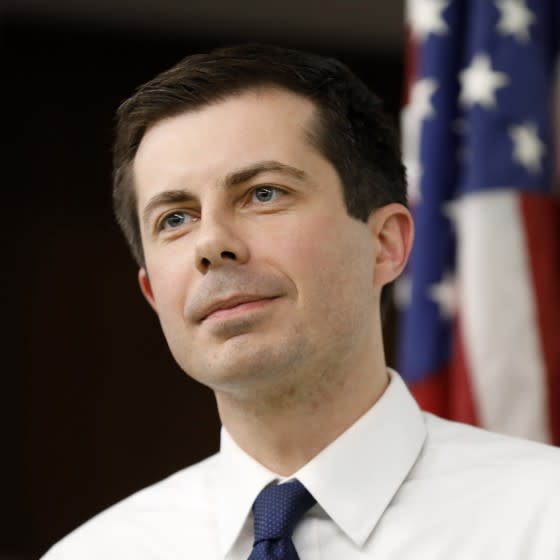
left=3, top=4, right=404, bottom=558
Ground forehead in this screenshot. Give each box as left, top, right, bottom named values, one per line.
left=132, top=88, right=325, bottom=204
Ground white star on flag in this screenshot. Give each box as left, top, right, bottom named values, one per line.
left=394, top=275, right=413, bottom=310
left=459, top=53, right=509, bottom=108
left=441, top=199, right=460, bottom=230
left=428, top=272, right=457, bottom=320
left=410, top=78, right=439, bottom=120
left=495, top=0, right=535, bottom=43
left=402, top=78, right=439, bottom=204
left=509, top=121, right=546, bottom=173
left=407, top=0, right=450, bottom=41
left=404, top=157, right=422, bottom=203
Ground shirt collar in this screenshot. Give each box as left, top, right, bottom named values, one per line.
left=216, top=369, right=426, bottom=553
left=216, top=426, right=278, bottom=555
left=295, top=369, right=426, bottom=546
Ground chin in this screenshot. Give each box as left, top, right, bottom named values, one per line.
left=179, top=336, right=303, bottom=393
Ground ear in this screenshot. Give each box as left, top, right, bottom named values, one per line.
left=138, top=267, right=158, bottom=312
left=367, top=203, right=414, bottom=288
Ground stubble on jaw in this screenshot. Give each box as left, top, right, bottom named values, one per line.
left=196, top=320, right=311, bottom=408
left=210, top=309, right=367, bottom=418
left=185, top=257, right=377, bottom=416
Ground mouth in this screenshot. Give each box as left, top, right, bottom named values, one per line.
left=200, top=295, right=280, bottom=323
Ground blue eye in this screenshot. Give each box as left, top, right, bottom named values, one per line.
left=161, top=211, right=191, bottom=230
left=253, top=186, right=281, bottom=203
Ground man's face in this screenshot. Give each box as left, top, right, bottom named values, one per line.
left=134, top=88, right=382, bottom=397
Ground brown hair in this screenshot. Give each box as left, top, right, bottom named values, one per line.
left=113, top=43, right=407, bottom=266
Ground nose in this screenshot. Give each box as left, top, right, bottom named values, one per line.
left=194, top=217, right=250, bottom=273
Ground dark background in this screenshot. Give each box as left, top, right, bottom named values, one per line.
left=3, top=3, right=404, bottom=558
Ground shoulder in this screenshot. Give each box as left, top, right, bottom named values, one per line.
left=421, top=412, right=560, bottom=478
left=385, top=415, right=560, bottom=557
left=41, top=453, right=221, bottom=559
left=411, top=413, right=560, bottom=525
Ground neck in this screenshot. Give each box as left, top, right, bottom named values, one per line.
left=215, top=341, right=389, bottom=476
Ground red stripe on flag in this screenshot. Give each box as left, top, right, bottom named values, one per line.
left=450, top=320, right=479, bottom=426
left=410, top=321, right=479, bottom=426
left=520, top=193, right=560, bottom=445
left=410, top=366, right=450, bottom=418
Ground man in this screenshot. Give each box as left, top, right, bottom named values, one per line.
left=43, top=44, right=560, bottom=559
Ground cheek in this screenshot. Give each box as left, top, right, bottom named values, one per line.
left=264, top=212, right=372, bottom=299
left=145, top=254, right=191, bottom=322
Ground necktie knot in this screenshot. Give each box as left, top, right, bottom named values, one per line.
left=252, top=479, right=316, bottom=543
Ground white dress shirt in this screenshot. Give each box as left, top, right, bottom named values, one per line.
left=42, top=370, right=560, bottom=559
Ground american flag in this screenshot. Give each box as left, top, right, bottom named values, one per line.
left=397, top=0, right=560, bottom=445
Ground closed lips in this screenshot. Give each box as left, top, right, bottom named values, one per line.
left=200, top=295, right=278, bottom=321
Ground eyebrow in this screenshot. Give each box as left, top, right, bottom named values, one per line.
left=142, top=160, right=307, bottom=227
left=224, top=160, right=306, bottom=186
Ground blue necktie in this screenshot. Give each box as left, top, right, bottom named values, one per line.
left=248, top=479, right=316, bottom=560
